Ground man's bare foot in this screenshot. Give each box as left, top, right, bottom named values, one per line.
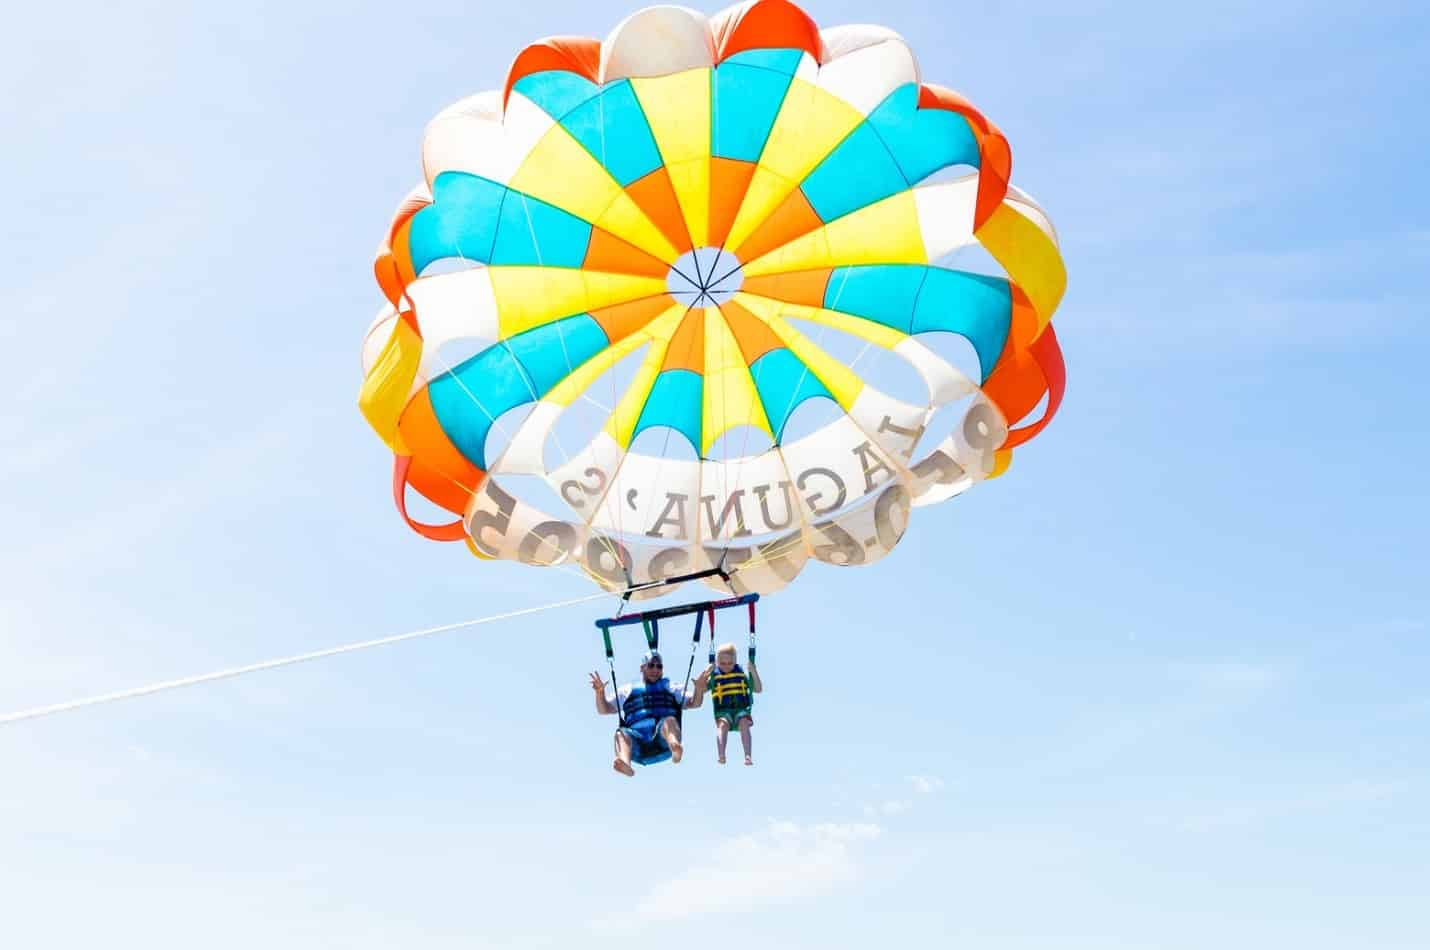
left=669, top=740, right=683, bottom=763
left=613, top=758, right=634, bottom=777
left=744, top=755, right=753, bottom=766
left=717, top=754, right=727, bottom=764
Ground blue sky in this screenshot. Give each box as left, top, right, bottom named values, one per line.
left=2, top=0, right=1427, bottom=946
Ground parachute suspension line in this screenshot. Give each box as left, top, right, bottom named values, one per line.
left=707, top=69, right=735, bottom=275
left=690, top=230, right=708, bottom=294
left=712, top=272, right=857, bottom=581
left=581, top=393, right=611, bottom=414
left=0, top=592, right=609, bottom=727
left=724, top=308, right=774, bottom=578
left=426, top=336, right=609, bottom=570
left=500, top=182, right=626, bottom=580
left=713, top=527, right=806, bottom=578
left=587, top=300, right=704, bottom=606
left=720, top=297, right=730, bottom=527
left=591, top=87, right=633, bottom=563
left=615, top=297, right=703, bottom=600
left=847, top=339, right=875, bottom=372
left=424, top=237, right=520, bottom=450
left=511, top=190, right=636, bottom=577
left=518, top=191, right=574, bottom=466
left=517, top=191, right=641, bottom=584
left=742, top=272, right=858, bottom=577
left=788, top=267, right=851, bottom=426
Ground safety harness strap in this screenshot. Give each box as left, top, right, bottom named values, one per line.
left=680, top=608, right=705, bottom=712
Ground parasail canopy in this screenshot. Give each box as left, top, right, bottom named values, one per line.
left=359, top=0, right=1067, bottom=598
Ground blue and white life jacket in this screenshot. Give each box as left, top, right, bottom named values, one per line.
left=622, top=678, right=682, bottom=728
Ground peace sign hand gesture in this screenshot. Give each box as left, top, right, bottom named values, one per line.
left=589, top=671, right=607, bottom=693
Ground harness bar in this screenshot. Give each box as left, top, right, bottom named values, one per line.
left=595, top=593, right=759, bottom=630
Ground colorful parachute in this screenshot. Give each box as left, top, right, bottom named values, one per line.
left=359, top=0, right=1066, bottom=598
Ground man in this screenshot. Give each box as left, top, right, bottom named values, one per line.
left=590, top=650, right=710, bottom=777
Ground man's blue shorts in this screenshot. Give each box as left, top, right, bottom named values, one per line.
left=620, top=721, right=672, bottom=766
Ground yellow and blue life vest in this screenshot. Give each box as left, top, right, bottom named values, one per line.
left=710, top=664, right=753, bottom=714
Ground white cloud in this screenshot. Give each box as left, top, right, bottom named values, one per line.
left=863, top=800, right=910, bottom=818
left=588, top=820, right=880, bottom=934
left=863, top=775, right=945, bottom=818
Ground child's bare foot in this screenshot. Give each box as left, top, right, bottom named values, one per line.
left=717, top=754, right=727, bottom=764
left=669, top=740, right=683, bottom=763
left=744, top=755, right=753, bottom=766
left=613, top=758, right=634, bottom=777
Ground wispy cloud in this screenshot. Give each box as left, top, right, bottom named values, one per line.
left=908, top=775, right=946, bottom=795
left=870, top=799, right=912, bottom=816
left=589, top=776, right=949, bottom=934
left=865, top=774, right=946, bottom=817
left=589, top=820, right=881, bottom=934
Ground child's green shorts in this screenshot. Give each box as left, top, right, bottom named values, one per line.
left=714, top=708, right=753, bottom=729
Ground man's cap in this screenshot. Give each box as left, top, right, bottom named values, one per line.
left=640, top=650, right=663, bottom=666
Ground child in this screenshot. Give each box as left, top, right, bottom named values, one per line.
left=706, top=642, right=763, bottom=765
